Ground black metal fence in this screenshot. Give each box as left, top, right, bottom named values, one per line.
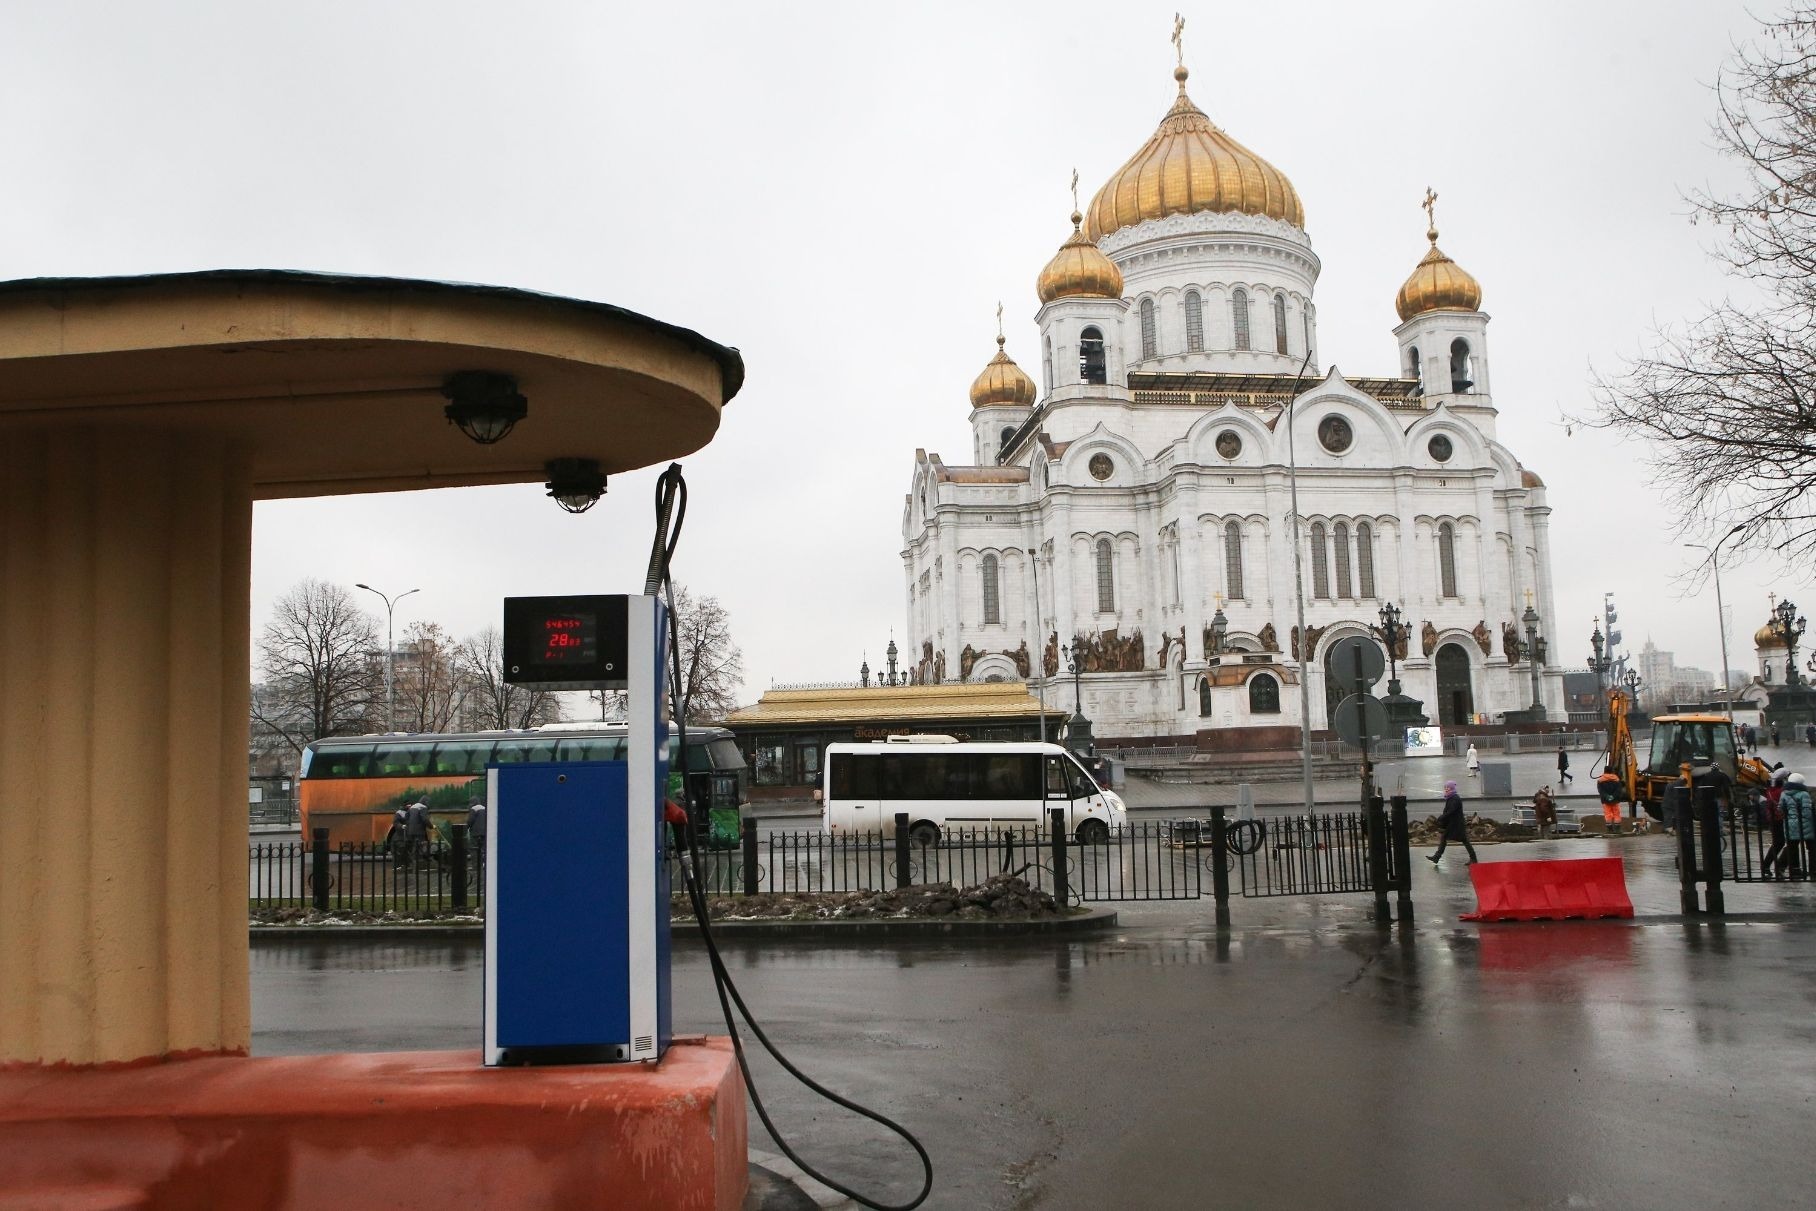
left=249, top=806, right=1414, bottom=921
left=1719, top=795, right=1816, bottom=884
left=250, top=827, right=483, bottom=914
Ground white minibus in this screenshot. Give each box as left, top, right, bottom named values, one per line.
left=821, top=736, right=1128, bottom=845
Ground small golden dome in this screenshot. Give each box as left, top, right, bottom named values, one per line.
left=969, top=336, right=1036, bottom=410
left=1085, top=65, right=1304, bottom=241
left=1395, top=222, right=1483, bottom=321
left=1756, top=620, right=1790, bottom=649
left=1038, top=212, right=1124, bottom=303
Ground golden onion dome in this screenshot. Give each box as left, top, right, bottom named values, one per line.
left=1756, top=620, right=1790, bottom=649
left=1395, top=221, right=1483, bottom=321
left=1085, top=65, right=1304, bottom=241
left=1037, top=212, right=1124, bottom=303
left=969, top=335, right=1036, bottom=410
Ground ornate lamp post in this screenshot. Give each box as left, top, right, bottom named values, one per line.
left=1588, top=620, right=1614, bottom=699
left=1373, top=600, right=1408, bottom=696
left=1061, top=640, right=1095, bottom=756
left=1621, top=667, right=1643, bottom=708
left=1769, top=597, right=1807, bottom=688
left=884, top=637, right=900, bottom=687
left=859, top=657, right=871, bottom=688
left=1522, top=597, right=1546, bottom=718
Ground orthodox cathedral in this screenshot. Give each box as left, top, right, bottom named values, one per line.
left=901, top=51, right=1564, bottom=741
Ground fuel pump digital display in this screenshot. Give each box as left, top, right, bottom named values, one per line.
left=503, top=595, right=629, bottom=689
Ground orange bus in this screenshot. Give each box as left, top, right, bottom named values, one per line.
left=298, top=723, right=748, bottom=847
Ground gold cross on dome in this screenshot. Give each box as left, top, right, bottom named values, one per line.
left=1070, top=168, right=1080, bottom=214
left=1422, top=187, right=1439, bottom=239
left=1172, top=12, right=1186, bottom=66
left=995, top=301, right=1004, bottom=343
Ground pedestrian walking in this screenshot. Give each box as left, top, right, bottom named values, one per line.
left=1760, top=768, right=1789, bottom=877
left=466, top=800, right=487, bottom=849
left=1465, top=742, right=1480, bottom=779
left=1556, top=744, right=1573, bottom=785
left=1805, top=722, right=1814, bottom=748
left=1428, top=780, right=1478, bottom=864
left=1783, top=773, right=1814, bottom=876
left=404, top=799, right=432, bottom=867
left=1772, top=722, right=1782, bottom=746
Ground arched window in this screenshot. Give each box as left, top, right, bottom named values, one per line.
left=1450, top=338, right=1473, bottom=394
left=1198, top=676, right=1213, bottom=717
left=1438, top=522, right=1458, bottom=598
left=981, top=554, right=1001, bottom=624
left=1095, top=538, right=1115, bottom=612
left=1407, top=345, right=1421, bottom=392
left=1310, top=523, right=1330, bottom=599
left=999, top=425, right=1015, bottom=453
left=1232, top=289, right=1251, bottom=351
left=1273, top=293, right=1289, bottom=355
left=1184, top=291, right=1204, bottom=352
left=1043, top=336, right=1053, bottom=393
left=1333, top=521, right=1353, bottom=599
left=1224, top=520, right=1245, bottom=600
left=1169, top=540, right=1183, bottom=607
left=1248, top=673, right=1281, bottom=714
left=1356, top=521, right=1376, bottom=599
left=1303, top=307, right=1314, bottom=362
left=1080, top=327, right=1107, bottom=385
left=1139, top=299, right=1157, bottom=360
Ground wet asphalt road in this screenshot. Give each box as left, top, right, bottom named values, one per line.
left=252, top=838, right=1816, bottom=1210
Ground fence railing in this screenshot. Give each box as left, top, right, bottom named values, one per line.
left=251, top=827, right=484, bottom=914
left=250, top=806, right=1415, bottom=922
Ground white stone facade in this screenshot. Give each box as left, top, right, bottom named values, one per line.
left=902, top=114, right=1565, bottom=742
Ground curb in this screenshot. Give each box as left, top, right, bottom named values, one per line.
left=249, top=906, right=1119, bottom=941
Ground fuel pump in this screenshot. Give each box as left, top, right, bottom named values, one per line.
left=485, top=593, right=671, bottom=1065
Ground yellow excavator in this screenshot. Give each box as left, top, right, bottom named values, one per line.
left=1598, top=689, right=1774, bottom=819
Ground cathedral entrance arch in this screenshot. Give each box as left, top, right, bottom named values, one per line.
left=1435, top=643, right=1475, bottom=725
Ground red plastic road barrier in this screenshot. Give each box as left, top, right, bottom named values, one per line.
left=1460, top=857, right=1634, bottom=922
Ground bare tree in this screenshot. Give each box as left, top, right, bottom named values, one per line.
left=253, top=578, right=381, bottom=757
left=584, top=586, right=745, bottom=723
left=455, top=625, right=564, bottom=730
left=393, top=620, right=465, bottom=733
left=669, top=584, right=745, bottom=723
left=1591, top=6, right=1816, bottom=560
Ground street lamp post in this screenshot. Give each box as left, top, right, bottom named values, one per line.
left=1521, top=598, right=1545, bottom=718
left=1061, top=641, right=1094, bottom=756
left=1282, top=347, right=1317, bottom=813
left=1587, top=621, right=1614, bottom=701
left=1768, top=597, right=1807, bottom=689
left=1686, top=523, right=1747, bottom=722
left=1621, top=667, right=1643, bottom=709
left=355, top=583, right=420, bottom=731
left=1374, top=600, right=1407, bottom=696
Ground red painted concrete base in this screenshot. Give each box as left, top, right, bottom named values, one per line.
left=0, top=1039, right=747, bottom=1211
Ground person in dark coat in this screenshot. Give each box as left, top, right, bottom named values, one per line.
left=1428, top=780, right=1478, bottom=865
left=1556, top=744, right=1573, bottom=785
left=403, top=800, right=432, bottom=865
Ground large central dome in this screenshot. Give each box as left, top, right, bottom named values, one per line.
left=1085, top=66, right=1304, bottom=241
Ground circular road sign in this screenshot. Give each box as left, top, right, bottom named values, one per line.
left=1333, top=692, right=1390, bottom=750
left=1325, top=636, right=1385, bottom=689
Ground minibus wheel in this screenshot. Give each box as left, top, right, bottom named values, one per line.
left=909, top=821, right=941, bottom=848
left=1075, top=819, right=1110, bottom=845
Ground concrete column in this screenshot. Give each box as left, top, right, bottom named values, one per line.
left=0, top=428, right=251, bottom=1066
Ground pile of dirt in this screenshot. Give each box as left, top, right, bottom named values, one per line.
left=250, top=907, right=481, bottom=926
left=1407, top=814, right=1537, bottom=844
left=677, top=873, right=1071, bottom=922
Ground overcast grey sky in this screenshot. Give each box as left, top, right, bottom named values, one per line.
left=2, top=0, right=1801, bottom=701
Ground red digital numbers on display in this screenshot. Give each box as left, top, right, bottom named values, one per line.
left=540, top=615, right=590, bottom=662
